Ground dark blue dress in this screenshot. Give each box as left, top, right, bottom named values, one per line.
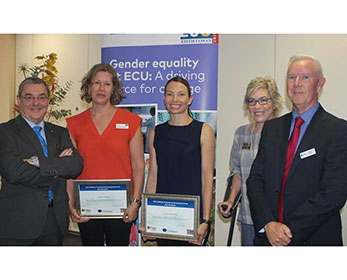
left=154, top=119, right=203, bottom=197
left=154, top=119, right=204, bottom=246
left=154, top=120, right=203, bottom=202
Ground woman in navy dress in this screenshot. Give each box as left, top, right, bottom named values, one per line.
left=144, top=76, right=215, bottom=246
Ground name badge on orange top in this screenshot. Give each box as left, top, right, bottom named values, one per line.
left=116, top=123, right=129, bottom=129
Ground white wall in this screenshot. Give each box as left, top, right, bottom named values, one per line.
left=12, top=34, right=347, bottom=245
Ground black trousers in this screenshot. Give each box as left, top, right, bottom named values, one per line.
left=0, top=207, right=63, bottom=246
left=78, top=219, right=131, bottom=246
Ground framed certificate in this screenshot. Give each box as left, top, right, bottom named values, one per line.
left=141, top=193, right=200, bottom=241
left=73, top=179, right=131, bottom=219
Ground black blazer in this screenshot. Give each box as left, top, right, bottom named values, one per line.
left=247, top=105, right=347, bottom=246
left=0, top=115, right=83, bottom=239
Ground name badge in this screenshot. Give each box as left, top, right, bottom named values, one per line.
left=300, top=148, right=316, bottom=159
left=116, top=123, right=129, bottom=129
left=242, top=143, right=251, bottom=150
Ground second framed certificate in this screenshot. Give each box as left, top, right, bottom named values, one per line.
left=141, top=193, right=200, bottom=241
left=74, top=179, right=131, bottom=219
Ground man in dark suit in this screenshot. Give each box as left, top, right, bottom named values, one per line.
left=0, top=77, right=83, bottom=245
left=247, top=55, right=347, bottom=246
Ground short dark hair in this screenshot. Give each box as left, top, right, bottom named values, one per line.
left=80, top=63, right=125, bottom=105
left=17, top=77, right=50, bottom=97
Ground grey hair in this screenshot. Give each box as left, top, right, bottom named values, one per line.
left=17, top=77, right=50, bottom=97
left=287, top=54, right=324, bottom=77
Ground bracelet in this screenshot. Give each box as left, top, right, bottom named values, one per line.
left=200, top=219, right=211, bottom=226
left=132, top=198, right=142, bottom=207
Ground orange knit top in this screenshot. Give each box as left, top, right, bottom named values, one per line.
left=66, top=108, right=141, bottom=183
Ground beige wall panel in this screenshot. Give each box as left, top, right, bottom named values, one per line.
left=215, top=34, right=276, bottom=245
left=0, top=34, right=16, bottom=122
left=88, top=34, right=102, bottom=67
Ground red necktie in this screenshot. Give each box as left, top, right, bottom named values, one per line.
left=278, top=116, right=304, bottom=223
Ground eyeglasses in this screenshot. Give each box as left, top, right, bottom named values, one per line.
left=21, top=95, right=49, bottom=102
left=246, top=96, right=272, bottom=106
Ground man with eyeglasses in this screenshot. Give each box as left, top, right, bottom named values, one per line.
left=247, top=54, right=347, bottom=246
left=0, top=77, right=83, bottom=245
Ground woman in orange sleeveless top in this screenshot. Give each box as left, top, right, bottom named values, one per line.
left=66, top=63, right=144, bottom=246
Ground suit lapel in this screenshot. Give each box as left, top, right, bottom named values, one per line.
left=44, top=122, right=59, bottom=157
left=275, top=113, right=293, bottom=187
left=14, top=115, right=46, bottom=156
left=287, top=105, right=326, bottom=179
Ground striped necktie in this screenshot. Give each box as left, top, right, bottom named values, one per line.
left=33, top=126, right=48, bottom=157
left=33, top=126, right=53, bottom=204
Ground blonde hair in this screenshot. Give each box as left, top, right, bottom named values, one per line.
left=244, top=76, right=282, bottom=117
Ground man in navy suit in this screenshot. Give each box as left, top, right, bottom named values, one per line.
left=247, top=55, right=347, bottom=246
left=0, top=77, right=83, bottom=245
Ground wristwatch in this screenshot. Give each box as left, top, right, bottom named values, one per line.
left=29, top=156, right=40, bottom=167
left=200, top=219, right=211, bottom=226
left=132, top=198, right=142, bottom=207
